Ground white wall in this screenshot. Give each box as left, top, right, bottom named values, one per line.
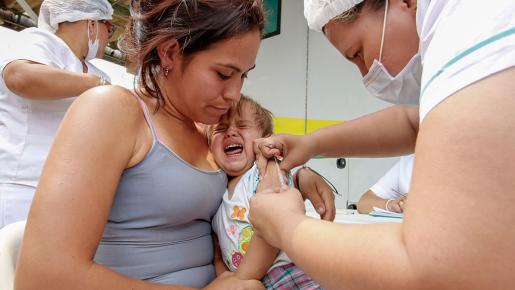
left=243, top=0, right=307, bottom=119
left=243, top=0, right=399, bottom=208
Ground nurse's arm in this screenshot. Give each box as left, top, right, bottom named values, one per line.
left=356, top=190, right=389, bottom=213
left=309, top=105, right=419, bottom=158
left=2, top=60, right=102, bottom=100
left=14, top=86, right=195, bottom=290
left=276, top=68, right=515, bottom=290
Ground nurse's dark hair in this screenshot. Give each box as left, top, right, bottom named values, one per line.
left=332, top=0, right=386, bottom=25
left=119, top=0, right=265, bottom=110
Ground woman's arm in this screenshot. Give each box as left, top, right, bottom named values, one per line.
left=3, top=60, right=102, bottom=100
left=251, top=68, right=515, bottom=290
left=295, top=167, right=336, bottom=221
left=213, top=235, right=229, bottom=276
left=14, top=86, right=195, bottom=290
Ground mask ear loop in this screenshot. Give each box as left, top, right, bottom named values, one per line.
left=87, top=20, right=99, bottom=43
left=94, top=20, right=99, bottom=42
left=378, top=0, right=389, bottom=62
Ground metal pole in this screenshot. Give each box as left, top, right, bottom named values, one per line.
left=14, top=0, right=38, bottom=23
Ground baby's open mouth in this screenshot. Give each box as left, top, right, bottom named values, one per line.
left=224, top=144, right=244, bottom=156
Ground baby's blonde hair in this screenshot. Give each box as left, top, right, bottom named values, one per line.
left=233, top=95, right=274, bottom=137
left=207, top=95, right=274, bottom=141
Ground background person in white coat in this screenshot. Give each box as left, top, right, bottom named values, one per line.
left=0, top=0, right=114, bottom=227
left=357, top=154, right=414, bottom=213
left=250, top=0, right=515, bottom=289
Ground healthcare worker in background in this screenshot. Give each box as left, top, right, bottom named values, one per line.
left=0, top=0, right=114, bottom=228
left=357, top=154, right=414, bottom=214
left=250, top=0, right=515, bottom=289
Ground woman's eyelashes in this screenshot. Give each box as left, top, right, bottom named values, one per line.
left=217, top=72, right=232, bottom=80
left=217, top=71, right=249, bottom=80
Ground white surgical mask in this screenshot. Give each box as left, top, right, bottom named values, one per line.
left=85, top=21, right=99, bottom=61
left=362, top=0, right=421, bottom=105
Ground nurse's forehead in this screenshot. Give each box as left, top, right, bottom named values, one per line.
left=325, top=22, right=359, bottom=54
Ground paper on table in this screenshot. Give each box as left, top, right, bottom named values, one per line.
left=369, top=207, right=404, bottom=219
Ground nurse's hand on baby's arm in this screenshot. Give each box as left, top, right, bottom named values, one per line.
left=253, top=134, right=316, bottom=174
left=253, top=135, right=336, bottom=221
left=249, top=187, right=307, bottom=250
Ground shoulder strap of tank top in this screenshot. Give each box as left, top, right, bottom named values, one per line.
left=130, top=91, right=161, bottom=142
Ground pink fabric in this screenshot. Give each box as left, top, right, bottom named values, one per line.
left=262, top=263, right=323, bottom=290
left=132, top=92, right=164, bottom=143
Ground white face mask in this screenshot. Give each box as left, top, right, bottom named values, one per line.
left=85, top=21, right=99, bottom=61
left=362, top=0, right=421, bottom=105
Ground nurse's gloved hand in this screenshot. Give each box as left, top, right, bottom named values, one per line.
left=253, top=134, right=317, bottom=177
left=203, top=271, right=264, bottom=290
left=249, top=187, right=307, bottom=250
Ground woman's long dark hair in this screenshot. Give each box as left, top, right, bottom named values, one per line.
left=119, top=0, right=265, bottom=110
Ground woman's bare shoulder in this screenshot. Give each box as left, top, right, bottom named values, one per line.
left=71, top=85, right=145, bottom=126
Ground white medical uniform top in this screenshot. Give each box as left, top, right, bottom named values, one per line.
left=416, top=0, right=515, bottom=121
left=0, top=28, right=109, bottom=189
left=370, top=155, right=414, bottom=199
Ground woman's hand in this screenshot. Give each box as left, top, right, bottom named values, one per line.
left=386, top=196, right=407, bottom=213
left=203, top=271, right=264, bottom=290
left=253, top=134, right=317, bottom=176
left=249, top=188, right=307, bottom=249
left=296, top=167, right=336, bottom=221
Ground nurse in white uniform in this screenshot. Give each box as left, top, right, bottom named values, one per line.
left=357, top=154, right=414, bottom=213
left=0, top=0, right=114, bottom=227
left=250, top=0, right=515, bottom=289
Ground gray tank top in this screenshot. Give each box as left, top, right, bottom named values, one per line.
left=94, top=97, right=227, bottom=288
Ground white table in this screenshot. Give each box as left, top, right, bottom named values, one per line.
left=306, top=209, right=403, bottom=224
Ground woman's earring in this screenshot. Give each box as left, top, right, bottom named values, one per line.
left=163, top=67, right=170, bottom=77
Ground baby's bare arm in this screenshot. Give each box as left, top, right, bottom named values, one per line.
left=236, top=160, right=284, bottom=280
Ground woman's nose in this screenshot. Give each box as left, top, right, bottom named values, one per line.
left=223, top=80, right=243, bottom=103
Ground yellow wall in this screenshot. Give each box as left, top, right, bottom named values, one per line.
left=273, top=117, right=345, bottom=135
